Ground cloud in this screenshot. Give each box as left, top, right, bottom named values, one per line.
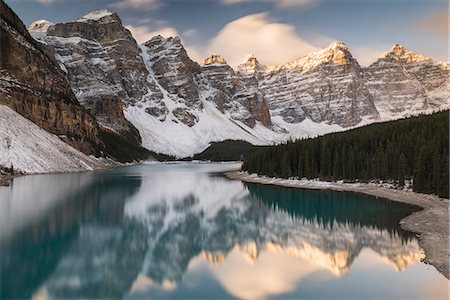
left=111, top=0, right=162, bottom=11
left=125, top=24, right=179, bottom=43
left=221, top=0, right=246, bottom=4
left=184, top=28, right=198, bottom=38
left=188, top=12, right=321, bottom=66
left=419, top=11, right=448, bottom=38
left=125, top=12, right=385, bottom=68
left=221, top=0, right=318, bottom=9
left=35, top=0, right=54, bottom=4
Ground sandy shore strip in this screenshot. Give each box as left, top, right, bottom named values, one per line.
left=225, top=171, right=449, bottom=279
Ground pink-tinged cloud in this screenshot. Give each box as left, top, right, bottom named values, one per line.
left=125, top=24, right=178, bottom=43
left=188, top=12, right=322, bottom=66
left=419, top=11, right=448, bottom=38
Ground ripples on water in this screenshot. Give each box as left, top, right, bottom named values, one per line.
left=0, top=163, right=447, bottom=299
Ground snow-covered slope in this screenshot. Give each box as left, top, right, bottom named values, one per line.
left=0, top=105, right=106, bottom=174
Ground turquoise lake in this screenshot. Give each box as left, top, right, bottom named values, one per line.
left=0, top=163, right=447, bottom=299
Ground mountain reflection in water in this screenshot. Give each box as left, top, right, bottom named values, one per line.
left=0, top=163, right=446, bottom=300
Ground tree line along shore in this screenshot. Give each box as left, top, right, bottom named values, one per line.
left=242, top=111, right=449, bottom=198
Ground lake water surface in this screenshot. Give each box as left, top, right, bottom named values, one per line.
left=0, top=163, right=447, bottom=299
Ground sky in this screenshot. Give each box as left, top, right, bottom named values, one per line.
left=5, top=0, right=448, bottom=67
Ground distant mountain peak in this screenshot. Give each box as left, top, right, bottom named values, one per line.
left=241, top=53, right=260, bottom=66
left=203, top=54, right=228, bottom=66
left=323, top=41, right=352, bottom=59
left=328, top=41, right=349, bottom=51
left=285, top=41, right=356, bottom=72
left=147, top=34, right=165, bottom=44
left=28, top=19, right=54, bottom=31
left=237, top=53, right=265, bottom=73
left=27, top=19, right=54, bottom=37
left=143, top=35, right=183, bottom=55
left=383, top=44, right=430, bottom=63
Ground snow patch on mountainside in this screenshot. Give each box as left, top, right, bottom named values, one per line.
left=77, top=9, right=113, bottom=22
left=0, top=105, right=106, bottom=174
left=125, top=101, right=347, bottom=157
left=124, top=103, right=275, bottom=158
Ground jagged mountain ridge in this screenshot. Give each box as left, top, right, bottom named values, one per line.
left=27, top=9, right=449, bottom=157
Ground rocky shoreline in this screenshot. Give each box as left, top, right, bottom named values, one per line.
left=0, top=166, right=20, bottom=186
left=225, top=171, right=449, bottom=279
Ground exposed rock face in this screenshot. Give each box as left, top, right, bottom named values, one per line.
left=142, top=35, right=203, bottom=126
left=365, top=44, right=449, bottom=118
left=200, top=53, right=272, bottom=127
left=258, top=42, right=379, bottom=127
left=0, top=1, right=102, bottom=154
left=203, top=54, right=228, bottom=65
left=41, top=10, right=149, bottom=137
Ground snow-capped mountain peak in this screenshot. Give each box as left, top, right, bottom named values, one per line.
left=27, top=19, right=54, bottom=38
left=284, top=41, right=356, bottom=73
left=384, top=44, right=430, bottom=63
left=202, top=54, right=228, bottom=66
left=242, top=53, right=260, bottom=66
left=77, top=9, right=114, bottom=22
left=236, top=53, right=266, bottom=74
left=328, top=41, right=349, bottom=51
left=147, top=34, right=166, bottom=44
left=144, top=35, right=182, bottom=53
left=312, top=41, right=353, bottom=65
left=28, top=19, right=54, bottom=32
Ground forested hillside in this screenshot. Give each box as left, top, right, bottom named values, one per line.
left=243, top=111, right=449, bottom=198
left=188, top=140, right=257, bottom=161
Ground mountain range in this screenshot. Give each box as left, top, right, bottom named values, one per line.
left=0, top=3, right=449, bottom=173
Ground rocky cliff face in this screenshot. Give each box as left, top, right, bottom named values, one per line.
left=365, top=44, right=449, bottom=119
left=27, top=9, right=449, bottom=157
left=259, top=42, right=379, bottom=127
left=201, top=54, right=273, bottom=127
left=0, top=1, right=102, bottom=154
left=142, top=35, right=203, bottom=127
left=38, top=9, right=148, bottom=140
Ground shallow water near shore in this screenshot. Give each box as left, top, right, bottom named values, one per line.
left=0, top=163, right=447, bottom=299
